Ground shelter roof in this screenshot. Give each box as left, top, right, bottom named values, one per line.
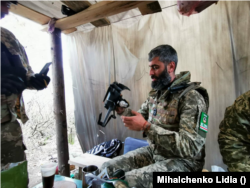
left=10, top=1, right=176, bottom=34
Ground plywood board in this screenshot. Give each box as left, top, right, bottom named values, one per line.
left=10, top=3, right=51, bottom=25
left=55, top=1, right=154, bottom=30
left=61, top=1, right=110, bottom=27
left=18, top=1, right=65, bottom=19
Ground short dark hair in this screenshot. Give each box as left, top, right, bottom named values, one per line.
left=148, top=45, right=178, bottom=71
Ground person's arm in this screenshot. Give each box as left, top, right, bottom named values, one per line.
left=145, top=90, right=207, bottom=158
left=19, top=45, right=35, bottom=89
left=137, top=98, right=150, bottom=120
left=117, top=97, right=150, bottom=119
left=4, top=29, right=34, bottom=88
left=218, top=91, right=250, bottom=172
left=19, top=45, right=50, bottom=90
left=22, top=47, right=34, bottom=77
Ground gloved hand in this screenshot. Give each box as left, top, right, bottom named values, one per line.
left=1, top=74, right=26, bottom=96
left=30, top=74, right=50, bottom=90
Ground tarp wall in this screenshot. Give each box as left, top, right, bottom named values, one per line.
left=63, top=1, right=250, bottom=170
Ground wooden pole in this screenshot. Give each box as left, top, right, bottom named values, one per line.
left=51, top=28, right=70, bottom=177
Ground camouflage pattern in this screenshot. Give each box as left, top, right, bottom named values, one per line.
left=101, top=71, right=209, bottom=187
left=1, top=27, right=34, bottom=124
left=1, top=120, right=26, bottom=168
left=1, top=27, right=33, bottom=168
left=218, top=90, right=250, bottom=172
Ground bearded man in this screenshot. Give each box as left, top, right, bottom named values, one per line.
left=100, top=45, right=209, bottom=188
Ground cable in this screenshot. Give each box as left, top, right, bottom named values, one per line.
left=162, top=4, right=177, bottom=9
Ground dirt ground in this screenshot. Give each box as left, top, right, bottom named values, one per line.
left=25, top=133, right=83, bottom=188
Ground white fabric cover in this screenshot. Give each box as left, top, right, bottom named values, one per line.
left=63, top=1, right=250, bottom=170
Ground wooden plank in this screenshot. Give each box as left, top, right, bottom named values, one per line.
left=51, top=28, right=70, bottom=177
left=55, top=1, right=152, bottom=31
left=91, top=18, right=110, bottom=27
left=61, top=1, right=110, bottom=27
left=138, top=1, right=162, bottom=15
left=62, top=28, right=77, bottom=34
left=9, top=3, right=51, bottom=25
left=10, top=3, right=77, bottom=34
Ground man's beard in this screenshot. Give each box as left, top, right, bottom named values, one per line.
left=151, top=69, right=172, bottom=91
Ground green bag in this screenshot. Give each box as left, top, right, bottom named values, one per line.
left=1, top=161, right=28, bottom=188
left=101, top=179, right=129, bottom=188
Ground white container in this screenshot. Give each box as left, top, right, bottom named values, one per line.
left=41, top=162, right=57, bottom=177
left=41, top=162, right=57, bottom=188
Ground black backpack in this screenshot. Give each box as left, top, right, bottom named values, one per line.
left=87, top=139, right=122, bottom=158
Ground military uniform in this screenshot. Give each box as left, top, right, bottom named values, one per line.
left=1, top=27, right=34, bottom=168
left=218, top=90, right=250, bottom=172
left=101, top=71, right=209, bottom=188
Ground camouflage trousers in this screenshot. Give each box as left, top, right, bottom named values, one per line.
left=1, top=120, right=27, bottom=168
left=100, top=146, right=203, bottom=188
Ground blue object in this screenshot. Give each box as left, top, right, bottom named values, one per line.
left=153, top=109, right=157, bottom=116
left=123, top=137, right=149, bottom=154
left=32, top=175, right=82, bottom=188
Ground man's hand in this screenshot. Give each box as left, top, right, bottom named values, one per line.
left=1, top=74, right=26, bottom=96
left=30, top=74, right=50, bottom=90
left=121, top=110, right=146, bottom=131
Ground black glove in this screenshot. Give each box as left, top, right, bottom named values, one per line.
left=30, top=74, right=50, bottom=90
left=1, top=74, right=26, bottom=96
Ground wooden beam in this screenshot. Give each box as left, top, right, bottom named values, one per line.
left=51, top=28, right=70, bottom=177
left=91, top=18, right=110, bottom=27
left=10, top=3, right=77, bottom=35
left=9, top=3, right=51, bottom=25
left=62, top=28, right=77, bottom=34
left=55, top=1, right=154, bottom=31
left=61, top=1, right=110, bottom=27
left=138, top=1, right=162, bottom=15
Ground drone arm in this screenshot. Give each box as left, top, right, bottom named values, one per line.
left=117, top=83, right=130, bottom=91
left=98, top=107, right=116, bottom=127
left=103, top=87, right=111, bottom=102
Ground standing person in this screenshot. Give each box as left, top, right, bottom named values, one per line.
left=100, top=45, right=209, bottom=188
left=1, top=1, right=51, bottom=168
left=218, top=90, right=250, bottom=172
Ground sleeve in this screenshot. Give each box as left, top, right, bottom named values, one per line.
left=218, top=92, right=250, bottom=172
left=19, top=43, right=35, bottom=89
left=18, top=41, right=35, bottom=89
left=9, top=29, right=35, bottom=80
left=137, top=98, right=150, bottom=120
left=146, top=90, right=207, bottom=158
left=21, top=46, right=34, bottom=78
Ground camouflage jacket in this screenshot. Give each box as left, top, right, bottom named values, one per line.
left=122, top=71, right=209, bottom=162
left=218, top=90, right=250, bottom=172
left=1, top=27, right=34, bottom=124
